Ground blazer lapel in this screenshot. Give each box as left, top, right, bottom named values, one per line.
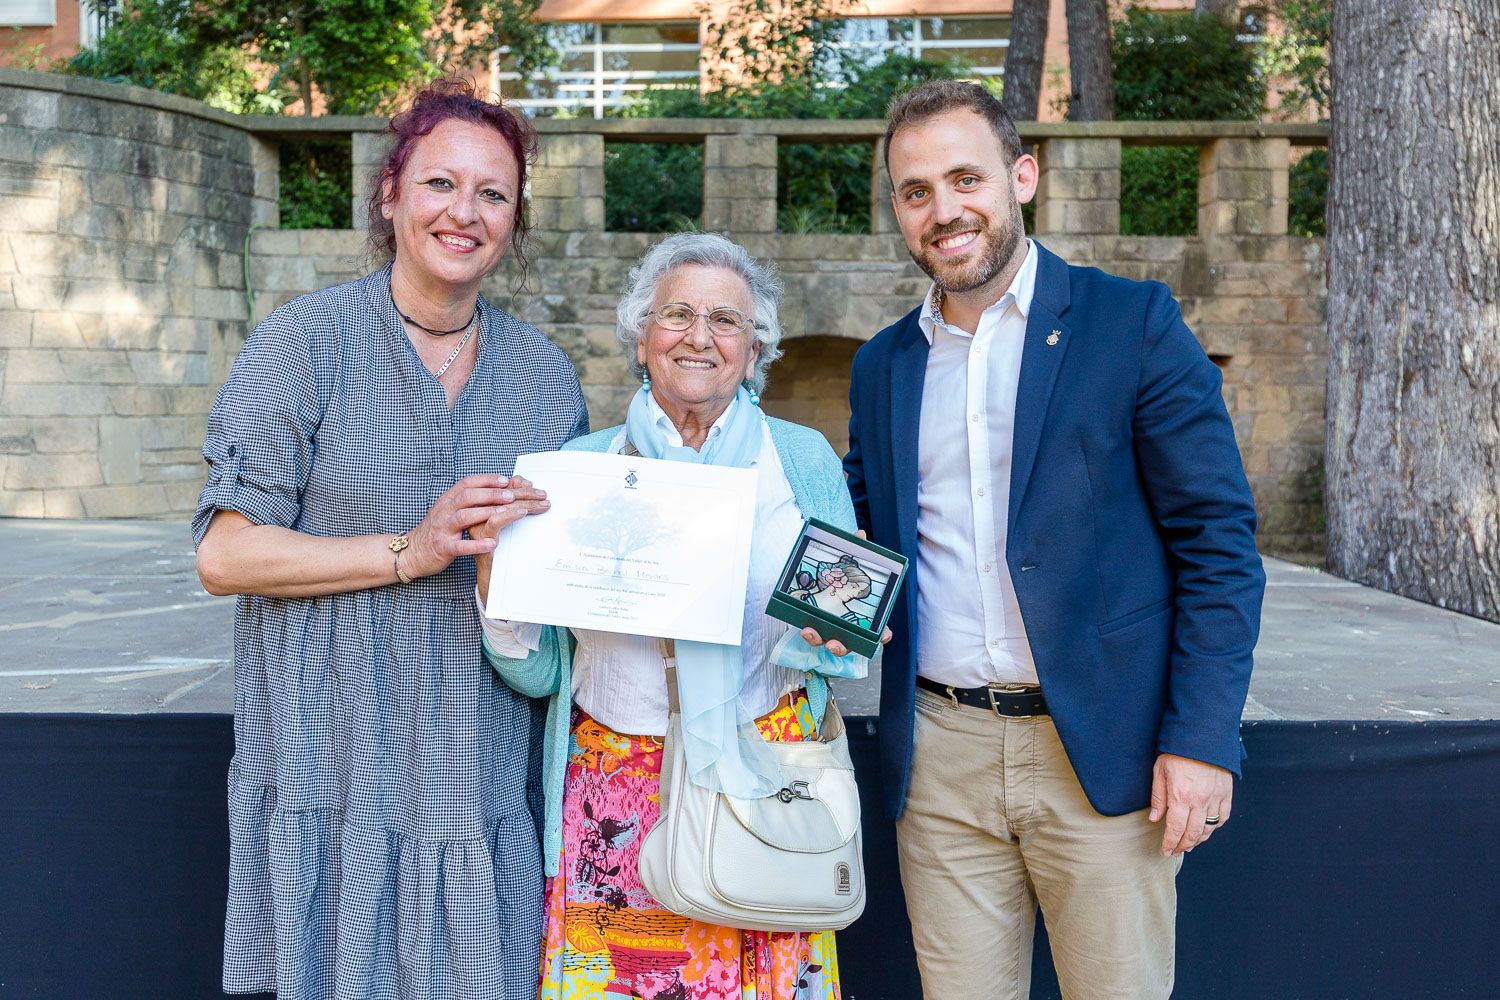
left=1008, top=244, right=1073, bottom=536
left=889, top=314, right=929, bottom=554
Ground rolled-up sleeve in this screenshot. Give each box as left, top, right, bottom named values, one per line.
left=192, top=306, right=323, bottom=546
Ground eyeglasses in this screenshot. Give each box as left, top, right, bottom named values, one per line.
left=650, top=303, right=755, bottom=336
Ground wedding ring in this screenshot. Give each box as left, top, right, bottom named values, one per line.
left=1205, top=815, right=1221, bottom=826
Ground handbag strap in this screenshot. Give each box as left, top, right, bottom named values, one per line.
left=658, top=637, right=680, bottom=716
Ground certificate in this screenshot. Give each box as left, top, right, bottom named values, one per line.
left=484, top=450, right=758, bottom=644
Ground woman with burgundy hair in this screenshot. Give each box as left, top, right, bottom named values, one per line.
left=194, top=79, right=587, bottom=998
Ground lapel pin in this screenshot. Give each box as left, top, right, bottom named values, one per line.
left=1046, top=330, right=1061, bottom=346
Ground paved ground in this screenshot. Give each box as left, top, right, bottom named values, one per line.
left=1, top=518, right=1497, bottom=720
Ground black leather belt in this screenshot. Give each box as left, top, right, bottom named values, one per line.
left=916, top=675, right=1049, bottom=718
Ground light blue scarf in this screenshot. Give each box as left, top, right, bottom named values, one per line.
left=625, top=385, right=784, bottom=798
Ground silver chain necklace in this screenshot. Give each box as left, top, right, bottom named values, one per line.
left=431, top=313, right=478, bottom=380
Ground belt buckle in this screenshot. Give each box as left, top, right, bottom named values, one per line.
left=986, top=685, right=1036, bottom=719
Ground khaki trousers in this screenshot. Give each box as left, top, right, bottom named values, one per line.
left=896, top=685, right=1181, bottom=999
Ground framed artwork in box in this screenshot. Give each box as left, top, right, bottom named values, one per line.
left=766, top=518, right=908, bottom=658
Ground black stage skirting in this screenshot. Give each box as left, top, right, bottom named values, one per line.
left=1, top=715, right=1496, bottom=999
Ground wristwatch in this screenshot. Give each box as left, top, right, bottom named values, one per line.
left=389, top=534, right=414, bottom=584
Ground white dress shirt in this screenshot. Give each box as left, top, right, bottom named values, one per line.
left=914, top=240, right=1041, bottom=687
left=480, top=393, right=808, bottom=735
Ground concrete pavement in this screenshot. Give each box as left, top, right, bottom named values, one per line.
left=1, top=518, right=1497, bottom=720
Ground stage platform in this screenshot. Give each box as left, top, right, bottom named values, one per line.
left=1, top=519, right=1497, bottom=999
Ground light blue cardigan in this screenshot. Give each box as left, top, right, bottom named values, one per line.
left=483, top=416, right=864, bottom=875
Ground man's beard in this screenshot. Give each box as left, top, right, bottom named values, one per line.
left=909, top=199, right=1024, bottom=295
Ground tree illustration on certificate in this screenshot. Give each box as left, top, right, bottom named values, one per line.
left=567, top=496, right=674, bottom=580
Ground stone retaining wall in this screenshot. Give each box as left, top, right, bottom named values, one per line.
left=0, top=70, right=274, bottom=518
left=0, top=70, right=1328, bottom=560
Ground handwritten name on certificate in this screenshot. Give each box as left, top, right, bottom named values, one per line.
left=485, top=450, right=758, bottom=645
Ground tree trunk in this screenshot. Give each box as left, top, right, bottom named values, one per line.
left=1002, top=0, right=1049, bottom=122
left=1195, top=0, right=1238, bottom=22
left=1064, top=0, right=1114, bottom=121
left=1325, top=0, right=1500, bottom=621
left=293, top=7, right=314, bottom=117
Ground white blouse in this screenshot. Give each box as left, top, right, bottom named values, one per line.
left=480, top=398, right=808, bottom=736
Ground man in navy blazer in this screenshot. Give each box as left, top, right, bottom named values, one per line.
left=841, top=82, right=1265, bottom=997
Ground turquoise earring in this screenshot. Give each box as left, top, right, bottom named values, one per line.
left=746, top=382, right=761, bottom=406
left=641, top=373, right=652, bottom=392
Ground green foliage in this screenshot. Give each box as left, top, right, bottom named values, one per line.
left=63, top=0, right=556, bottom=117
left=280, top=139, right=353, bottom=228
left=198, top=0, right=436, bottom=115
left=604, top=143, right=705, bottom=233
left=433, top=0, right=556, bottom=80
left=1260, top=0, right=1329, bottom=119
left=64, top=0, right=269, bottom=113
left=1288, top=149, right=1327, bottom=237
left=1113, top=7, right=1265, bottom=122
left=1112, top=7, right=1263, bottom=236
left=698, top=0, right=854, bottom=100
left=605, top=12, right=970, bottom=235
left=7, top=35, right=59, bottom=72
left=1119, top=146, right=1198, bottom=237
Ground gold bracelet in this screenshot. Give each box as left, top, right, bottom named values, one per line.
left=389, top=534, right=414, bottom=584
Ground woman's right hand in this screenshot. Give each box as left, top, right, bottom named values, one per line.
left=405, top=474, right=549, bottom=587
left=460, top=475, right=549, bottom=604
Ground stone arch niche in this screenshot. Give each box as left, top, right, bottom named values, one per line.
left=759, top=335, right=862, bottom=460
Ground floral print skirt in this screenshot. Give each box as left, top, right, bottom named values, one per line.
left=539, top=695, right=842, bottom=1000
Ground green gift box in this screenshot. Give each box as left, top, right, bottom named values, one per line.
left=765, top=518, right=909, bottom=659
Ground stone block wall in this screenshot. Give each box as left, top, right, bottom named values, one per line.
left=248, top=227, right=1325, bottom=560
left=0, top=73, right=1329, bottom=560
left=0, top=70, right=267, bottom=518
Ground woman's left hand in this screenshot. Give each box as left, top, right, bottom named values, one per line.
left=801, top=528, right=893, bottom=656
left=799, top=625, right=893, bottom=658
left=472, top=475, right=550, bottom=604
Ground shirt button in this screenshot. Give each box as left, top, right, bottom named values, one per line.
left=990, top=639, right=1000, bottom=647
left=977, top=487, right=986, bottom=497
left=982, top=562, right=992, bottom=572
left=970, top=413, right=979, bottom=423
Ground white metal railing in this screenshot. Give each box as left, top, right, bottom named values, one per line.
left=826, top=16, right=1011, bottom=79
left=79, top=0, right=119, bottom=46
left=491, top=25, right=701, bottom=119
left=492, top=16, right=1012, bottom=118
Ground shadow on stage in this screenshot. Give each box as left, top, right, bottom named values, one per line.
left=1, top=715, right=1496, bottom=999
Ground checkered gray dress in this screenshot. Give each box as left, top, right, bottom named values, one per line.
left=193, top=265, right=589, bottom=1000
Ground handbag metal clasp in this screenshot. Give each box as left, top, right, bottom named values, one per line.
left=776, top=780, right=813, bottom=803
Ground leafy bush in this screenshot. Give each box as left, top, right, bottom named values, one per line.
left=1113, top=8, right=1265, bottom=122
left=280, top=140, right=353, bottom=229
left=604, top=142, right=704, bottom=233
left=65, top=0, right=554, bottom=116
left=1112, top=6, right=1263, bottom=236
left=1120, top=146, right=1198, bottom=237
left=1261, top=0, right=1330, bottom=119
left=64, top=0, right=267, bottom=114
left=1288, top=149, right=1328, bottom=237
left=604, top=52, right=967, bottom=234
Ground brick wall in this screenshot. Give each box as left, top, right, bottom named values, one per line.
left=0, top=72, right=1329, bottom=560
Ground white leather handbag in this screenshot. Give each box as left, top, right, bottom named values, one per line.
left=637, top=645, right=866, bottom=933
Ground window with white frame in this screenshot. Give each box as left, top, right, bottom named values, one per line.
left=0, top=0, right=55, bottom=27
left=826, top=16, right=1012, bottom=81
left=492, top=21, right=700, bottom=119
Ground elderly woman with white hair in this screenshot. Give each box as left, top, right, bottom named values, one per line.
left=473, top=232, right=867, bottom=999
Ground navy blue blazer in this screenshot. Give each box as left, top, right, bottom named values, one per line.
left=844, top=242, right=1265, bottom=821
